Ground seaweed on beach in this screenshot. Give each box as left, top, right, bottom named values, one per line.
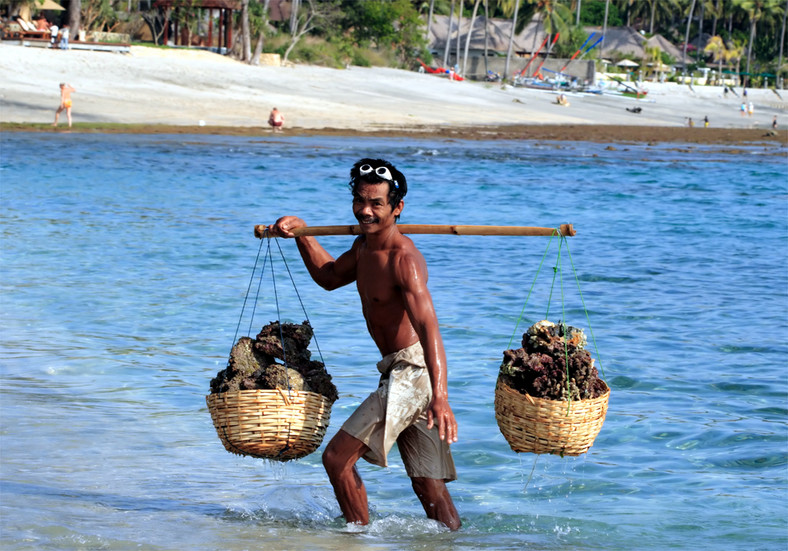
left=498, top=320, right=606, bottom=401
left=210, top=320, right=338, bottom=403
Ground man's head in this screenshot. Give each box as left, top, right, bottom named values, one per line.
left=348, top=158, right=407, bottom=220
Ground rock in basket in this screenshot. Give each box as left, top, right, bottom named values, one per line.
left=494, top=379, right=610, bottom=456
left=206, top=388, right=332, bottom=461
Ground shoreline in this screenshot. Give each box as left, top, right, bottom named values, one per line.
left=2, top=122, right=785, bottom=146
left=1, top=43, right=786, bottom=147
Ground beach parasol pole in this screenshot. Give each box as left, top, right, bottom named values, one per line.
left=254, top=224, right=576, bottom=238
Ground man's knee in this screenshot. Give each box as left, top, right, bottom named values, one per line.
left=322, top=430, right=366, bottom=476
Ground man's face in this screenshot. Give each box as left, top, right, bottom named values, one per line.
left=352, top=181, right=403, bottom=233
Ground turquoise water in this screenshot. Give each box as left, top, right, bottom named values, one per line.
left=1, top=132, right=786, bottom=550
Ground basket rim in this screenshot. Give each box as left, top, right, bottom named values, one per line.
left=496, top=378, right=610, bottom=405
left=206, top=387, right=334, bottom=401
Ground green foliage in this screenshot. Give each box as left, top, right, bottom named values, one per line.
left=552, top=25, right=589, bottom=58
left=341, top=0, right=429, bottom=65
left=579, top=1, right=623, bottom=27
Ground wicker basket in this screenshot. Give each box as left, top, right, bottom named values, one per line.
left=206, top=388, right=332, bottom=461
left=494, top=379, right=610, bottom=456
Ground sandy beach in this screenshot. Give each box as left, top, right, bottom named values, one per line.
left=1, top=42, right=786, bottom=144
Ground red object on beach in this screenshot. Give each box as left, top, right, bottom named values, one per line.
left=417, top=58, right=445, bottom=74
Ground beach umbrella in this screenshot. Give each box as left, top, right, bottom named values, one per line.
left=616, top=59, right=639, bottom=68
left=37, top=0, right=65, bottom=10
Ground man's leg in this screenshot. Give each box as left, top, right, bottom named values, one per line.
left=411, top=477, right=461, bottom=531
left=322, top=429, right=370, bottom=525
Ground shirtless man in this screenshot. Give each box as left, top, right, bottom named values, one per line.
left=268, top=158, right=461, bottom=531
left=267, top=107, right=284, bottom=131
left=53, top=83, right=75, bottom=128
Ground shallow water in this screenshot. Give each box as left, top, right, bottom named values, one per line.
left=1, top=132, right=786, bottom=550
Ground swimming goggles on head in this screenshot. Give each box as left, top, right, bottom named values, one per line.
left=358, top=164, right=398, bottom=188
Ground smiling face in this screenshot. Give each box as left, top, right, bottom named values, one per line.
left=352, top=181, right=403, bottom=233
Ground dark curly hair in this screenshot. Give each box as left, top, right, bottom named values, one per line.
left=348, top=158, right=408, bottom=218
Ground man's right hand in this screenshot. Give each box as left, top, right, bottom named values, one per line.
left=268, top=216, right=306, bottom=238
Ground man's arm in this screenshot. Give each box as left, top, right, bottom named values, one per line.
left=268, top=216, right=357, bottom=290
left=395, top=251, right=458, bottom=443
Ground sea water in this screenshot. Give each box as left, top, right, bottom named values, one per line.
left=1, top=132, right=786, bottom=550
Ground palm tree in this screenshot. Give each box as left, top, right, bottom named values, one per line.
left=648, top=0, right=681, bottom=35
left=734, top=0, right=781, bottom=83
left=704, top=35, right=728, bottom=75
left=726, top=38, right=745, bottom=83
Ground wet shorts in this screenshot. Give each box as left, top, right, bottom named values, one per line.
left=341, top=342, right=457, bottom=482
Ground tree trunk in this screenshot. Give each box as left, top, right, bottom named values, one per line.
left=504, top=0, right=521, bottom=83
left=68, top=0, right=81, bottom=37
left=463, top=0, right=481, bottom=77
left=251, top=33, right=264, bottom=65
left=745, top=17, right=755, bottom=86
left=682, top=0, right=696, bottom=67
left=241, top=0, right=251, bottom=62
left=697, top=0, right=705, bottom=61
left=779, top=0, right=787, bottom=88
left=600, top=0, right=610, bottom=61
left=649, top=0, right=656, bottom=35
left=455, top=1, right=463, bottom=71
left=444, top=0, right=454, bottom=67
left=426, top=0, right=435, bottom=41
left=576, top=0, right=581, bottom=26
left=483, top=0, right=489, bottom=75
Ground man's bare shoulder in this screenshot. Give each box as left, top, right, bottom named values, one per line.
left=390, top=234, right=427, bottom=282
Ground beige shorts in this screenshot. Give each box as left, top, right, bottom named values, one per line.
left=341, top=342, right=457, bottom=482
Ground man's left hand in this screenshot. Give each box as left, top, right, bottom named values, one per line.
left=426, top=397, right=458, bottom=444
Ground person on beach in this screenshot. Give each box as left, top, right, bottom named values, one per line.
left=59, top=24, right=70, bottom=50
left=49, top=23, right=59, bottom=47
left=704, top=115, right=709, bottom=128
left=267, top=159, right=461, bottom=531
left=772, top=116, right=778, bottom=129
left=53, top=82, right=75, bottom=128
left=268, top=107, right=284, bottom=131
left=35, top=15, right=49, bottom=31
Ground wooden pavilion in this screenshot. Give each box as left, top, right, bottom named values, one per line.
left=153, top=0, right=241, bottom=50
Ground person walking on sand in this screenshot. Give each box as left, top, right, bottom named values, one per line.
left=268, top=159, right=461, bottom=531
left=53, top=83, right=75, bottom=128
left=747, top=101, right=754, bottom=117
left=268, top=107, right=284, bottom=131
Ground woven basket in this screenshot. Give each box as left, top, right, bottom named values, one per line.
left=206, top=388, right=332, bottom=461
left=494, top=379, right=610, bottom=456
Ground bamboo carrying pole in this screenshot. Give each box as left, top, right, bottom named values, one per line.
left=254, top=223, right=576, bottom=238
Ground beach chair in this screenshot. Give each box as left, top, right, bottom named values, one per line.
left=16, top=17, right=49, bottom=39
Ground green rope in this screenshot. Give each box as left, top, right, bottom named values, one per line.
left=545, top=236, right=564, bottom=320
left=563, top=237, right=606, bottom=381
left=506, top=229, right=559, bottom=350
left=557, top=244, right=572, bottom=414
